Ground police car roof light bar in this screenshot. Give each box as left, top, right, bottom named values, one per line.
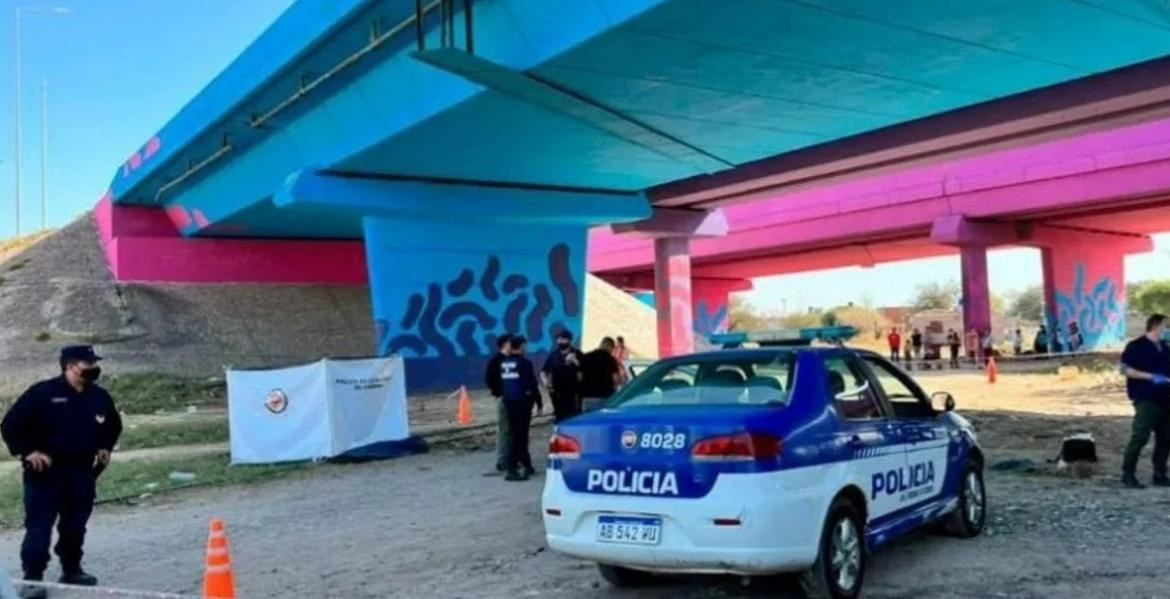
left=706, top=326, right=859, bottom=349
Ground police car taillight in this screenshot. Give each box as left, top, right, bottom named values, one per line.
left=548, top=433, right=581, bottom=459
left=691, top=433, right=782, bottom=461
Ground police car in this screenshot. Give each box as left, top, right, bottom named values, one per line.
left=541, top=328, right=984, bottom=599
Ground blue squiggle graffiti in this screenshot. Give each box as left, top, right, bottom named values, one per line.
left=1051, top=263, right=1125, bottom=349
left=694, top=299, right=730, bottom=336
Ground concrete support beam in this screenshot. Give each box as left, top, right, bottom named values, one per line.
left=930, top=215, right=1021, bottom=247
left=611, top=208, right=729, bottom=239
left=959, top=246, right=992, bottom=338
left=654, top=237, right=694, bottom=357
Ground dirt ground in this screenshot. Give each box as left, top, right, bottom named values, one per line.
left=6, top=367, right=1170, bottom=599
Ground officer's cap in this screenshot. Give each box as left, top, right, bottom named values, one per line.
left=60, top=345, right=103, bottom=364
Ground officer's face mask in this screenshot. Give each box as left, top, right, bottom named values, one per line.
left=80, top=366, right=102, bottom=383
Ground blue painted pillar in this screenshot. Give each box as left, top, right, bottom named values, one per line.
left=276, top=170, right=649, bottom=390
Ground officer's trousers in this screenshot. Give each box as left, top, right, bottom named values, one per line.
left=494, top=399, right=511, bottom=471
left=550, top=391, right=580, bottom=424
left=1123, top=400, right=1170, bottom=478
left=502, top=397, right=534, bottom=473
left=21, top=463, right=97, bottom=577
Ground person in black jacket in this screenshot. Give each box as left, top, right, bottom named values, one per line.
left=1, top=346, right=122, bottom=597
left=483, top=334, right=513, bottom=475
left=542, top=330, right=583, bottom=423
left=499, top=336, right=542, bottom=481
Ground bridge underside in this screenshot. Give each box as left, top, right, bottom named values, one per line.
left=98, top=0, right=1170, bottom=386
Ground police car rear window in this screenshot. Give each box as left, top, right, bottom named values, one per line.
left=609, top=353, right=795, bottom=408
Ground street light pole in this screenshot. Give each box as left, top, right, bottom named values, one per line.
left=13, top=8, right=22, bottom=237
left=11, top=6, right=69, bottom=238
left=40, top=77, right=48, bottom=231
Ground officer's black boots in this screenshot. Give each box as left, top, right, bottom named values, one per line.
left=504, top=470, right=525, bottom=482
left=1122, top=474, right=1147, bottom=489
left=1152, top=474, right=1170, bottom=487
left=59, top=569, right=98, bottom=586
left=18, top=578, right=47, bottom=599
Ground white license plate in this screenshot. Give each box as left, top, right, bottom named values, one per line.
left=596, top=515, right=662, bottom=545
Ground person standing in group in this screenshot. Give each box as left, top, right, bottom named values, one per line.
left=483, top=334, right=513, bottom=476
left=613, top=336, right=631, bottom=386
left=981, top=330, right=996, bottom=366
left=542, top=330, right=584, bottom=423
left=911, top=328, right=924, bottom=361
left=964, top=328, right=980, bottom=366
left=902, top=337, right=914, bottom=370
left=1034, top=325, right=1049, bottom=355
left=1119, top=314, right=1170, bottom=489
left=580, top=337, right=623, bottom=412
left=1068, top=322, right=1083, bottom=353
left=1013, top=328, right=1024, bottom=356
left=947, top=329, right=961, bottom=369
left=499, top=336, right=542, bottom=481
left=887, top=328, right=902, bottom=363
left=1, top=346, right=123, bottom=598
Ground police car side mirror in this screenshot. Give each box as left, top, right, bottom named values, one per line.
left=931, top=391, right=956, bottom=412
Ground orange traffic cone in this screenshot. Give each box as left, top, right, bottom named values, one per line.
left=987, top=355, right=998, bottom=384
left=457, top=385, right=473, bottom=426
left=203, top=519, right=236, bottom=599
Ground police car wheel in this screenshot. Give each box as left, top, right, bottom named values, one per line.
left=800, top=497, right=864, bottom=599
left=945, top=459, right=986, bottom=538
left=597, top=564, right=651, bottom=588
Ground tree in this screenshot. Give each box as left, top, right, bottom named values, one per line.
left=1008, top=286, right=1045, bottom=322
left=830, top=304, right=891, bottom=339
left=911, top=281, right=961, bottom=311
left=1132, top=280, right=1170, bottom=316
left=728, top=296, right=769, bottom=331
left=780, top=309, right=824, bottom=329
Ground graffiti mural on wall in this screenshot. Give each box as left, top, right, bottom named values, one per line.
left=694, top=300, right=730, bottom=336
left=1051, top=263, right=1126, bottom=349
left=374, top=243, right=580, bottom=358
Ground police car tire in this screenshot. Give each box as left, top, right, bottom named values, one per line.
left=799, top=497, right=864, bottom=599
left=597, top=564, right=651, bottom=588
left=945, top=459, right=986, bottom=538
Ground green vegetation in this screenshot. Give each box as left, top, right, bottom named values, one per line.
left=33, top=331, right=50, bottom=342
left=103, top=372, right=227, bottom=415
left=912, top=280, right=961, bottom=311
left=118, top=418, right=229, bottom=451
left=1008, top=286, right=1045, bottom=322
left=0, top=453, right=308, bottom=528
left=1130, top=280, right=1170, bottom=317
left=7, top=259, right=28, bottom=272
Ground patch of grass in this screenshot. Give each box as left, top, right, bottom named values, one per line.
left=0, top=453, right=308, bottom=528
left=33, top=331, right=50, bottom=342
left=7, top=259, right=28, bottom=272
left=104, top=372, right=227, bottom=415
left=117, top=418, right=229, bottom=451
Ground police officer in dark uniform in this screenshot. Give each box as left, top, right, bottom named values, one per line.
left=541, top=330, right=583, bottom=423
left=499, top=336, right=542, bottom=481
left=1, top=346, right=122, bottom=598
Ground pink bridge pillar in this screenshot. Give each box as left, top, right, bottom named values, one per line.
left=613, top=208, right=730, bottom=357
left=1036, top=229, right=1152, bottom=349
left=959, top=246, right=992, bottom=337
left=654, top=237, right=695, bottom=357
left=931, top=215, right=1014, bottom=337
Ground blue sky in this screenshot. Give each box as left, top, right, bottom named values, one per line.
left=0, top=0, right=1165, bottom=311
left=0, top=0, right=293, bottom=234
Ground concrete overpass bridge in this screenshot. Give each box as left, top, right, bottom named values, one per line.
left=94, top=0, right=1170, bottom=387
left=589, top=116, right=1170, bottom=352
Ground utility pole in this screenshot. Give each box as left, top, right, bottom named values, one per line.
left=13, top=10, right=22, bottom=237
left=40, top=77, right=48, bottom=231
